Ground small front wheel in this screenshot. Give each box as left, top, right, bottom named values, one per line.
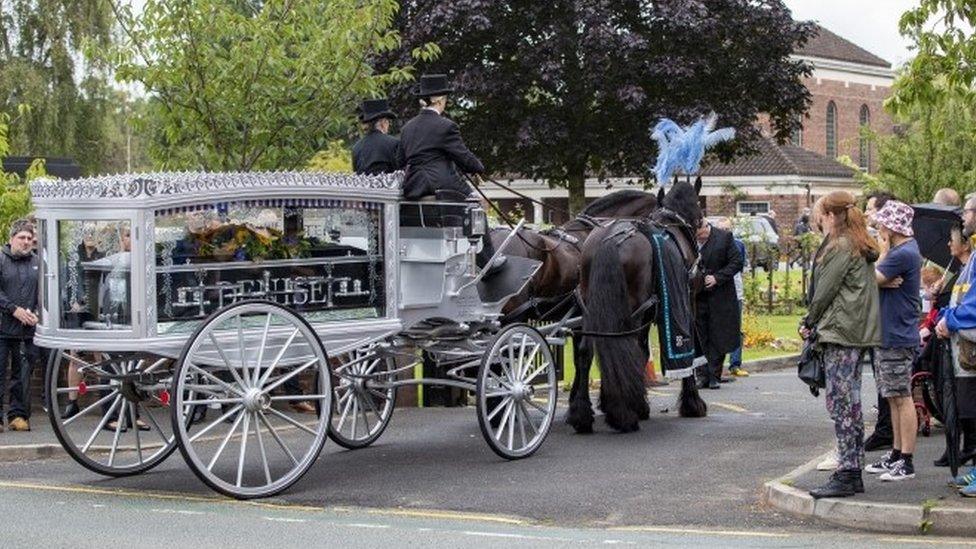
left=476, top=324, right=557, bottom=459
left=328, top=344, right=397, bottom=449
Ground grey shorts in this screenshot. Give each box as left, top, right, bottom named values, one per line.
left=874, top=347, right=917, bottom=398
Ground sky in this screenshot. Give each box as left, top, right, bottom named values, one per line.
left=784, top=0, right=918, bottom=67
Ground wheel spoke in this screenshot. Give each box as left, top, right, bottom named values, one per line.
left=261, top=358, right=317, bottom=395
left=335, top=388, right=355, bottom=433
left=107, top=402, right=127, bottom=467
left=516, top=402, right=528, bottom=449
left=487, top=396, right=512, bottom=422
left=56, top=384, right=112, bottom=394
left=236, top=412, right=251, bottom=487
left=524, top=397, right=549, bottom=414
left=258, top=410, right=297, bottom=466
left=130, top=400, right=143, bottom=465
left=507, top=398, right=516, bottom=449
left=188, top=404, right=244, bottom=442
left=367, top=387, right=391, bottom=402
left=270, top=394, right=329, bottom=402
left=236, top=315, right=249, bottom=386
left=182, top=397, right=244, bottom=406
left=187, top=363, right=244, bottom=397
left=516, top=334, right=528, bottom=380
left=358, top=394, right=372, bottom=435
left=257, top=328, right=300, bottom=387
left=265, top=406, right=317, bottom=436
left=521, top=359, right=549, bottom=384
left=253, top=412, right=272, bottom=485
left=141, top=404, right=170, bottom=444
left=207, top=409, right=244, bottom=471
left=253, top=314, right=272, bottom=390
left=351, top=397, right=359, bottom=440
left=493, top=400, right=514, bottom=441
left=81, top=395, right=122, bottom=453
left=63, top=390, right=118, bottom=426
left=518, top=401, right=539, bottom=437
left=209, top=332, right=248, bottom=389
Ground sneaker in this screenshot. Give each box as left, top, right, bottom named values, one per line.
left=950, top=467, right=976, bottom=488
left=961, top=477, right=976, bottom=497
left=879, top=460, right=915, bottom=481
left=729, top=367, right=750, bottom=377
left=865, top=451, right=897, bottom=474
left=8, top=417, right=29, bottom=432
left=289, top=401, right=316, bottom=414
left=817, top=452, right=840, bottom=471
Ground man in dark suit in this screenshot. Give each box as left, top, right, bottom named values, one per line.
left=352, top=98, right=401, bottom=175
left=397, top=74, right=485, bottom=199
left=694, top=219, right=745, bottom=389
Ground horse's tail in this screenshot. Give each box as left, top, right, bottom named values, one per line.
left=584, top=236, right=647, bottom=432
left=678, top=375, right=707, bottom=418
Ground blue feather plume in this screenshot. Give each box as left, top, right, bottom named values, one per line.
left=650, top=113, right=735, bottom=186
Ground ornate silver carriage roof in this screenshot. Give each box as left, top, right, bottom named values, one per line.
left=30, top=171, right=404, bottom=209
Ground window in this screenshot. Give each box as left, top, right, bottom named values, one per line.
left=826, top=101, right=837, bottom=159
left=859, top=105, right=871, bottom=171
left=58, top=219, right=133, bottom=331
left=790, top=116, right=803, bottom=147
left=736, top=201, right=770, bottom=216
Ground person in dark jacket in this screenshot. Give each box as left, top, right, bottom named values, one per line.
left=0, top=219, right=40, bottom=432
left=398, top=74, right=503, bottom=274
left=352, top=98, right=401, bottom=175
left=397, top=74, right=485, bottom=199
left=694, top=220, right=745, bottom=389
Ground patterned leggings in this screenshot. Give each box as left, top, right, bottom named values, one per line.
left=822, top=343, right=866, bottom=471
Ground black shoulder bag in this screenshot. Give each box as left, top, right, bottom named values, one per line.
left=797, top=327, right=825, bottom=397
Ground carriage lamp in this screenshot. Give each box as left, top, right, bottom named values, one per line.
left=466, top=206, right=487, bottom=238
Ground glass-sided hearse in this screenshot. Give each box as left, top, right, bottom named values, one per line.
left=32, top=171, right=562, bottom=499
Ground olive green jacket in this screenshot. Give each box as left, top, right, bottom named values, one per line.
left=804, top=236, right=881, bottom=348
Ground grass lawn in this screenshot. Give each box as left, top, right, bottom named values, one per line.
left=559, top=313, right=803, bottom=387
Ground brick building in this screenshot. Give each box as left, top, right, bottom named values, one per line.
left=486, top=24, right=894, bottom=233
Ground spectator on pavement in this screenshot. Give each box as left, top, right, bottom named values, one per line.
left=716, top=217, right=749, bottom=378
left=862, top=190, right=898, bottom=453
left=937, top=196, right=976, bottom=496
left=804, top=191, right=881, bottom=499
left=864, top=201, right=922, bottom=482
left=933, top=187, right=962, bottom=207
left=694, top=219, right=744, bottom=389
left=0, top=219, right=40, bottom=432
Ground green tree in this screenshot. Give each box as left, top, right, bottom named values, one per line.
left=0, top=111, right=41, bottom=233
left=306, top=141, right=353, bottom=173
left=890, top=0, right=976, bottom=114
left=0, top=0, right=115, bottom=173
left=104, top=0, right=416, bottom=171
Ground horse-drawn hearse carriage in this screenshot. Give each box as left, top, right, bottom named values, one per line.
left=33, top=171, right=568, bottom=499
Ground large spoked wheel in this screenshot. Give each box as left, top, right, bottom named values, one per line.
left=328, top=345, right=398, bottom=449
left=46, top=349, right=177, bottom=477
left=171, top=301, right=332, bottom=499
left=476, top=324, right=557, bottom=459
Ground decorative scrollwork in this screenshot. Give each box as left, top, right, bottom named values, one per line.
left=30, top=171, right=404, bottom=201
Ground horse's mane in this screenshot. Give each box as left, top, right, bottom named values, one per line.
left=582, top=190, right=655, bottom=216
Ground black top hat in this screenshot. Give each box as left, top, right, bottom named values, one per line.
left=412, top=74, right=455, bottom=97
left=358, top=98, right=397, bottom=123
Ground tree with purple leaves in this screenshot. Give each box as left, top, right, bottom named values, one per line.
left=382, top=0, right=814, bottom=213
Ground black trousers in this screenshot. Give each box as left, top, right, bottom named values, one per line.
left=0, top=338, right=39, bottom=420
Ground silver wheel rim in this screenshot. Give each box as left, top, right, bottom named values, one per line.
left=329, top=346, right=396, bottom=448
left=478, top=326, right=557, bottom=458
left=172, top=302, right=332, bottom=498
left=48, top=350, right=175, bottom=475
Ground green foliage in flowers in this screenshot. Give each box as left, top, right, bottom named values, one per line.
left=102, top=0, right=420, bottom=171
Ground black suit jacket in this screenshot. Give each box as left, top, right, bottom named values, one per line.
left=352, top=130, right=401, bottom=175
left=398, top=110, right=484, bottom=199
left=694, top=227, right=744, bottom=355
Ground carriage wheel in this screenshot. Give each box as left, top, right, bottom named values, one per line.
left=170, top=301, right=332, bottom=499
left=46, top=349, right=177, bottom=477
left=328, top=345, right=397, bottom=449
left=476, top=324, right=557, bottom=459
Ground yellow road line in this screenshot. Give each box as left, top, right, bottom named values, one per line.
left=711, top=402, right=749, bottom=414
left=879, top=538, right=976, bottom=546
left=610, top=525, right=788, bottom=538
left=0, top=480, right=526, bottom=525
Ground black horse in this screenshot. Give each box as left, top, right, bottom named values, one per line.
left=569, top=178, right=707, bottom=433
left=490, top=190, right=658, bottom=324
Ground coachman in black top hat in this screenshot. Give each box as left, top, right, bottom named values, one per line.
left=352, top=98, right=402, bottom=175
left=397, top=74, right=485, bottom=199
left=398, top=74, right=504, bottom=273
